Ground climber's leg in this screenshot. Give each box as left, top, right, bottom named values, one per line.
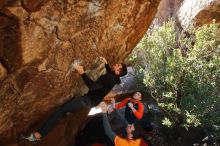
left=21, top=95, right=91, bottom=142
left=38, top=95, right=91, bottom=137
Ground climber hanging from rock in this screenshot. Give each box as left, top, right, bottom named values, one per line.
left=21, top=57, right=127, bottom=143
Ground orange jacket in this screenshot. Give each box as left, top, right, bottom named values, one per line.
left=114, top=136, right=148, bottom=146
left=115, top=98, right=144, bottom=120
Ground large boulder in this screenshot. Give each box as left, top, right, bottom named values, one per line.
left=0, top=0, right=161, bottom=145
left=178, top=0, right=220, bottom=29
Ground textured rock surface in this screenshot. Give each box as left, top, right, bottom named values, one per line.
left=0, top=63, right=7, bottom=80
left=0, top=0, right=161, bottom=145
left=155, top=0, right=183, bottom=24
left=178, top=0, right=220, bottom=29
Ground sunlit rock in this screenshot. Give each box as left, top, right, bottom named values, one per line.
left=178, top=0, right=220, bottom=29
left=0, top=0, right=161, bottom=145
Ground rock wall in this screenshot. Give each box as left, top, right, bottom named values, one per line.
left=0, top=0, right=161, bottom=145
left=178, top=0, right=220, bottom=29
left=155, top=0, right=183, bottom=24
left=146, top=0, right=184, bottom=31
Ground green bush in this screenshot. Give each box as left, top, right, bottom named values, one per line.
left=129, top=20, right=220, bottom=135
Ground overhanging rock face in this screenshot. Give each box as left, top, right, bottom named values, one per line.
left=0, top=0, right=161, bottom=145
left=178, top=0, right=220, bottom=29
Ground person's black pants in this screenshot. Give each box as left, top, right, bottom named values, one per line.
left=38, top=95, right=91, bottom=137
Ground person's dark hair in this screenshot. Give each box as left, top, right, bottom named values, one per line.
left=119, top=63, right=127, bottom=77
left=132, top=123, right=144, bottom=140
left=132, top=91, right=144, bottom=100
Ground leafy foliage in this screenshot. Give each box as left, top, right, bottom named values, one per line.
left=129, top=20, right=220, bottom=135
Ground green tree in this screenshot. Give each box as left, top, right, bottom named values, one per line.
left=129, top=20, right=220, bottom=136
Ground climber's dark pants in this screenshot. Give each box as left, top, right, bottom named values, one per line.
left=38, top=95, right=92, bottom=137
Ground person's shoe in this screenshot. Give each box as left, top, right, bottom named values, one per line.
left=20, top=133, right=38, bottom=144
